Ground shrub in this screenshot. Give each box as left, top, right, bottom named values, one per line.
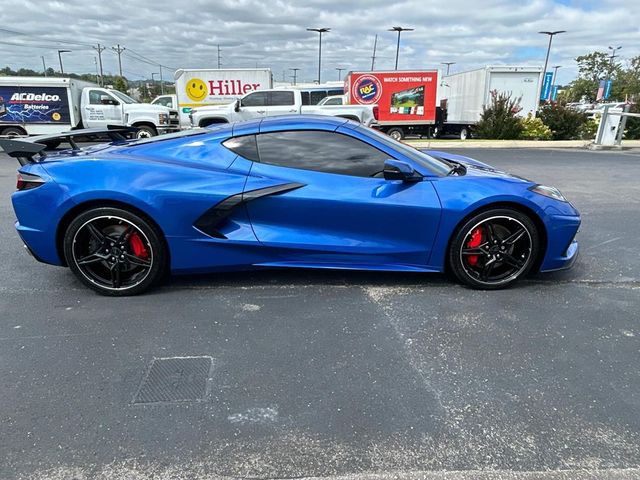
left=538, top=102, right=589, bottom=140
left=579, top=116, right=600, bottom=140
left=475, top=91, right=523, bottom=139
left=519, top=114, right=552, bottom=140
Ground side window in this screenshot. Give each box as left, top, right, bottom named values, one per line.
left=241, top=92, right=268, bottom=107
left=89, top=90, right=117, bottom=105
left=222, top=135, right=259, bottom=162
left=153, top=96, right=173, bottom=108
left=310, top=90, right=327, bottom=105
left=327, top=88, right=344, bottom=96
left=89, top=90, right=104, bottom=105
left=256, top=130, right=389, bottom=177
left=324, top=97, right=342, bottom=105
left=269, top=91, right=295, bottom=106
left=300, top=91, right=311, bottom=106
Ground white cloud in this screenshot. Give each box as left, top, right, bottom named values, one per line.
left=0, top=0, right=637, bottom=85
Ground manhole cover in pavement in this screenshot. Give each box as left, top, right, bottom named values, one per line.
left=133, top=356, right=213, bottom=404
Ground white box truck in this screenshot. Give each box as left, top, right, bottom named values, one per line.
left=152, top=68, right=273, bottom=127
left=0, top=76, right=179, bottom=139
left=437, top=66, right=543, bottom=139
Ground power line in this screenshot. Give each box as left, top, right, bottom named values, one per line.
left=0, top=27, right=95, bottom=48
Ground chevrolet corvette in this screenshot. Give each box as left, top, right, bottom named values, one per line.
left=1, top=116, right=580, bottom=295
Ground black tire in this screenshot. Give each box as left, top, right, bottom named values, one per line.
left=63, top=207, right=167, bottom=296
left=134, top=125, right=157, bottom=139
left=460, top=127, right=470, bottom=140
left=1, top=126, right=26, bottom=137
left=448, top=208, right=539, bottom=289
left=387, top=127, right=404, bottom=141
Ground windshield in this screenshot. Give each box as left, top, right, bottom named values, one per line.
left=356, top=126, right=452, bottom=176
left=110, top=90, right=137, bottom=104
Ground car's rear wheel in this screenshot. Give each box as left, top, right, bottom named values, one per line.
left=387, top=127, right=404, bottom=141
left=449, top=208, right=539, bottom=289
left=63, top=207, right=166, bottom=296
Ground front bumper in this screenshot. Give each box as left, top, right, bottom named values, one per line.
left=539, top=213, right=581, bottom=272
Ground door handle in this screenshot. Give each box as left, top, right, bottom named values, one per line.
left=288, top=109, right=297, bottom=112
left=257, top=110, right=266, bottom=114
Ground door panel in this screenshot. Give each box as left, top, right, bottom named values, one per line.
left=244, top=163, right=442, bottom=267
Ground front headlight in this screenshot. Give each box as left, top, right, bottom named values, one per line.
left=158, top=113, right=169, bottom=124
left=529, top=184, right=567, bottom=202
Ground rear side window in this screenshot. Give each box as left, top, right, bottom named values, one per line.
left=310, top=90, right=327, bottom=105
left=242, top=92, right=268, bottom=107
left=300, top=92, right=311, bottom=106
left=222, top=135, right=259, bottom=161
left=256, top=130, right=389, bottom=177
left=269, top=91, right=295, bottom=106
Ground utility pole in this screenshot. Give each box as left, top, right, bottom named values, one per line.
left=389, top=26, right=414, bottom=70
left=371, top=34, right=378, bottom=70
left=159, top=65, right=164, bottom=94
left=289, top=68, right=299, bottom=85
left=41, top=56, right=47, bottom=76
left=57, top=49, right=71, bottom=75
left=335, top=67, right=345, bottom=81
left=441, top=62, right=455, bottom=75
left=112, top=44, right=125, bottom=77
left=307, top=28, right=330, bottom=84
left=94, top=57, right=99, bottom=83
left=93, top=43, right=105, bottom=85
left=217, top=44, right=221, bottom=69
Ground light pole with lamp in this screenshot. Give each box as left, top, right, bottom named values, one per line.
left=388, top=26, right=414, bottom=70
left=307, top=28, right=330, bottom=84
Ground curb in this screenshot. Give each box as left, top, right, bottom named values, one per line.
left=403, top=139, right=640, bottom=149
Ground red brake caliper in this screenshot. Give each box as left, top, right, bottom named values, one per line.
left=128, top=232, right=149, bottom=259
left=466, top=227, right=484, bottom=266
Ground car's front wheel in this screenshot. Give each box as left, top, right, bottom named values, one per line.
left=63, top=207, right=166, bottom=296
left=448, top=208, right=540, bottom=289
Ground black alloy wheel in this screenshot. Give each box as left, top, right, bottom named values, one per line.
left=449, top=208, right=539, bottom=289
left=64, top=207, right=166, bottom=295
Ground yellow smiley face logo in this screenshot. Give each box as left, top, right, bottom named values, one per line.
left=52, top=112, right=61, bottom=121
left=185, top=78, right=207, bottom=102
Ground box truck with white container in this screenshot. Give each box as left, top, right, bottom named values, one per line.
left=437, top=66, right=543, bottom=139
left=0, top=76, right=179, bottom=140
left=152, top=68, right=273, bottom=127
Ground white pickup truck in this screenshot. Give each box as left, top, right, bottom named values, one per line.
left=189, top=89, right=377, bottom=128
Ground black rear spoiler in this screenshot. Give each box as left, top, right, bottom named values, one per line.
left=0, top=125, right=138, bottom=166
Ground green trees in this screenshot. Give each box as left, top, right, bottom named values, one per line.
left=563, top=51, right=640, bottom=103
left=113, top=76, right=128, bottom=93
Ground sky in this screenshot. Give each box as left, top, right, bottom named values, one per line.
left=0, top=0, right=638, bottom=85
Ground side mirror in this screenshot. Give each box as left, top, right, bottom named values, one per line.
left=234, top=100, right=241, bottom=112
left=383, top=159, right=421, bottom=182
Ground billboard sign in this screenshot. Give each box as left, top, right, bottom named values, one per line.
left=0, top=86, right=70, bottom=124
left=347, top=70, right=438, bottom=124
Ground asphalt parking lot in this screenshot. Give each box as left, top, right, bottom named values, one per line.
left=1, top=147, right=640, bottom=480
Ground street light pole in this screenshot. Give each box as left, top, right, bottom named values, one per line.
left=538, top=30, right=566, bottom=102
left=552, top=65, right=561, bottom=86
left=441, top=62, right=455, bottom=75
left=289, top=68, right=300, bottom=85
left=389, top=26, right=414, bottom=70
left=608, top=45, right=622, bottom=72
left=307, top=28, right=330, bottom=84
left=335, top=67, right=345, bottom=81
left=57, top=49, right=71, bottom=75
left=41, top=56, right=47, bottom=76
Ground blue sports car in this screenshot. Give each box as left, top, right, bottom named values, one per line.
left=1, top=116, right=580, bottom=295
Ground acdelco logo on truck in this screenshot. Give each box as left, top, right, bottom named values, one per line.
left=10, top=92, right=61, bottom=102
